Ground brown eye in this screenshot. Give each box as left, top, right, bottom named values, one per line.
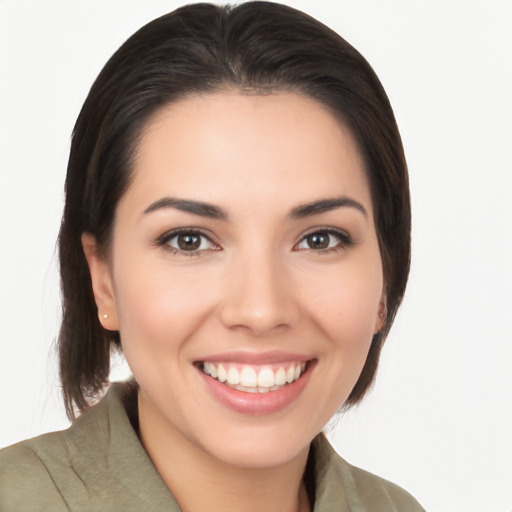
left=306, top=232, right=330, bottom=249
left=296, top=229, right=351, bottom=251
left=176, top=233, right=201, bottom=250
left=163, top=231, right=216, bottom=253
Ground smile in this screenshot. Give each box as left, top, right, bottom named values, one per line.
left=200, top=361, right=308, bottom=393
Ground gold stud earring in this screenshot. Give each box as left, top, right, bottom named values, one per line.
left=378, top=301, right=387, bottom=320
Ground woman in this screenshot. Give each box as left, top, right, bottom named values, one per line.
left=0, top=2, right=424, bottom=510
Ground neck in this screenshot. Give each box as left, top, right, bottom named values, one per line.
left=137, top=391, right=311, bottom=512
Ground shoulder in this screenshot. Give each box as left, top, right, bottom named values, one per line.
left=0, top=389, right=112, bottom=511
left=344, top=461, right=426, bottom=511
left=0, top=432, right=80, bottom=511
left=311, top=434, right=425, bottom=511
left=0, top=383, right=176, bottom=511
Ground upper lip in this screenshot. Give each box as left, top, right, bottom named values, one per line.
left=195, top=350, right=313, bottom=365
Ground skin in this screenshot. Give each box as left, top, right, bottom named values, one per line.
left=83, top=92, right=385, bottom=512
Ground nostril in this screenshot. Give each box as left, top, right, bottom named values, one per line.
left=219, top=296, right=299, bottom=335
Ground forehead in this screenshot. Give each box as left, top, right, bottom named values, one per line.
left=124, top=92, right=373, bottom=218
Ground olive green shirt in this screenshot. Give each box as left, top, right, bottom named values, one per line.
left=0, top=384, right=425, bottom=511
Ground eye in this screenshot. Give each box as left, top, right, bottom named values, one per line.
left=158, top=229, right=219, bottom=254
left=295, top=229, right=351, bottom=251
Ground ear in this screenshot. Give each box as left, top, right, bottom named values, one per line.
left=374, top=297, right=387, bottom=334
left=81, top=233, right=119, bottom=331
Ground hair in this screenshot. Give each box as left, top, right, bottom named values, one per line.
left=58, top=1, right=410, bottom=419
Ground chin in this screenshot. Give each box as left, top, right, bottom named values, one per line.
left=191, top=420, right=316, bottom=469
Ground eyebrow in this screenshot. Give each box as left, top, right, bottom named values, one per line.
left=288, top=196, right=367, bottom=219
left=143, top=197, right=228, bottom=220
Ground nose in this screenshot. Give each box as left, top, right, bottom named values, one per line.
left=219, top=252, right=300, bottom=337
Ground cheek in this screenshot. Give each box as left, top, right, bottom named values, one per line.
left=304, top=258, right=383, bottom=350
left=111, top=257, right=220, bottom=359
left=289, top=256, right=383, bottom=419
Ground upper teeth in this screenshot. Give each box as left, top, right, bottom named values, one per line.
left=202, top=362, right=306, bottom=389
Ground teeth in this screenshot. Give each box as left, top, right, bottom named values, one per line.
left=202, top=361, right=307, bottom=392
left=240, top=367, right=257, bottom=387
left=217, top=364, right=227, bottom=382
left=227, top=367, right=240, bottom=385
left=257, top=367, right=275, bottom=387
left=275, top=367, right=286, bottom=386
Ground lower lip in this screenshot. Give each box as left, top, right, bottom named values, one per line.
left=197, top=361, right=315, bottom=415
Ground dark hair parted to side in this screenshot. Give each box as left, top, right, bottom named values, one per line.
left=58, top=1, right=410, bottom=419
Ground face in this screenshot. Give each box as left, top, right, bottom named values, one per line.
left=85, top=92, right=384, bottom=469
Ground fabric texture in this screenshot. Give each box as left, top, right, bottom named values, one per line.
left=0, top=383, right=425, bottom=511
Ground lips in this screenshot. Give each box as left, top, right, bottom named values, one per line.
left=195, top=353, right=315, bottom=415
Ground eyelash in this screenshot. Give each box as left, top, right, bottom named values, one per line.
left=156, top=228, right=219, bottom=257
left=294, top=228, right=353, bottom=253
left=155, top=227, right=353, bottom=256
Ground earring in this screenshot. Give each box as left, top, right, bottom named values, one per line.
left=102, top=313, right=108, bottom=319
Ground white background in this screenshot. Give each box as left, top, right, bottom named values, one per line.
left=1, top=1, right=511, bottom=511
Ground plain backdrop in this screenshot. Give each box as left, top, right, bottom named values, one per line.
left=1, top=1, right=511, bottom=511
